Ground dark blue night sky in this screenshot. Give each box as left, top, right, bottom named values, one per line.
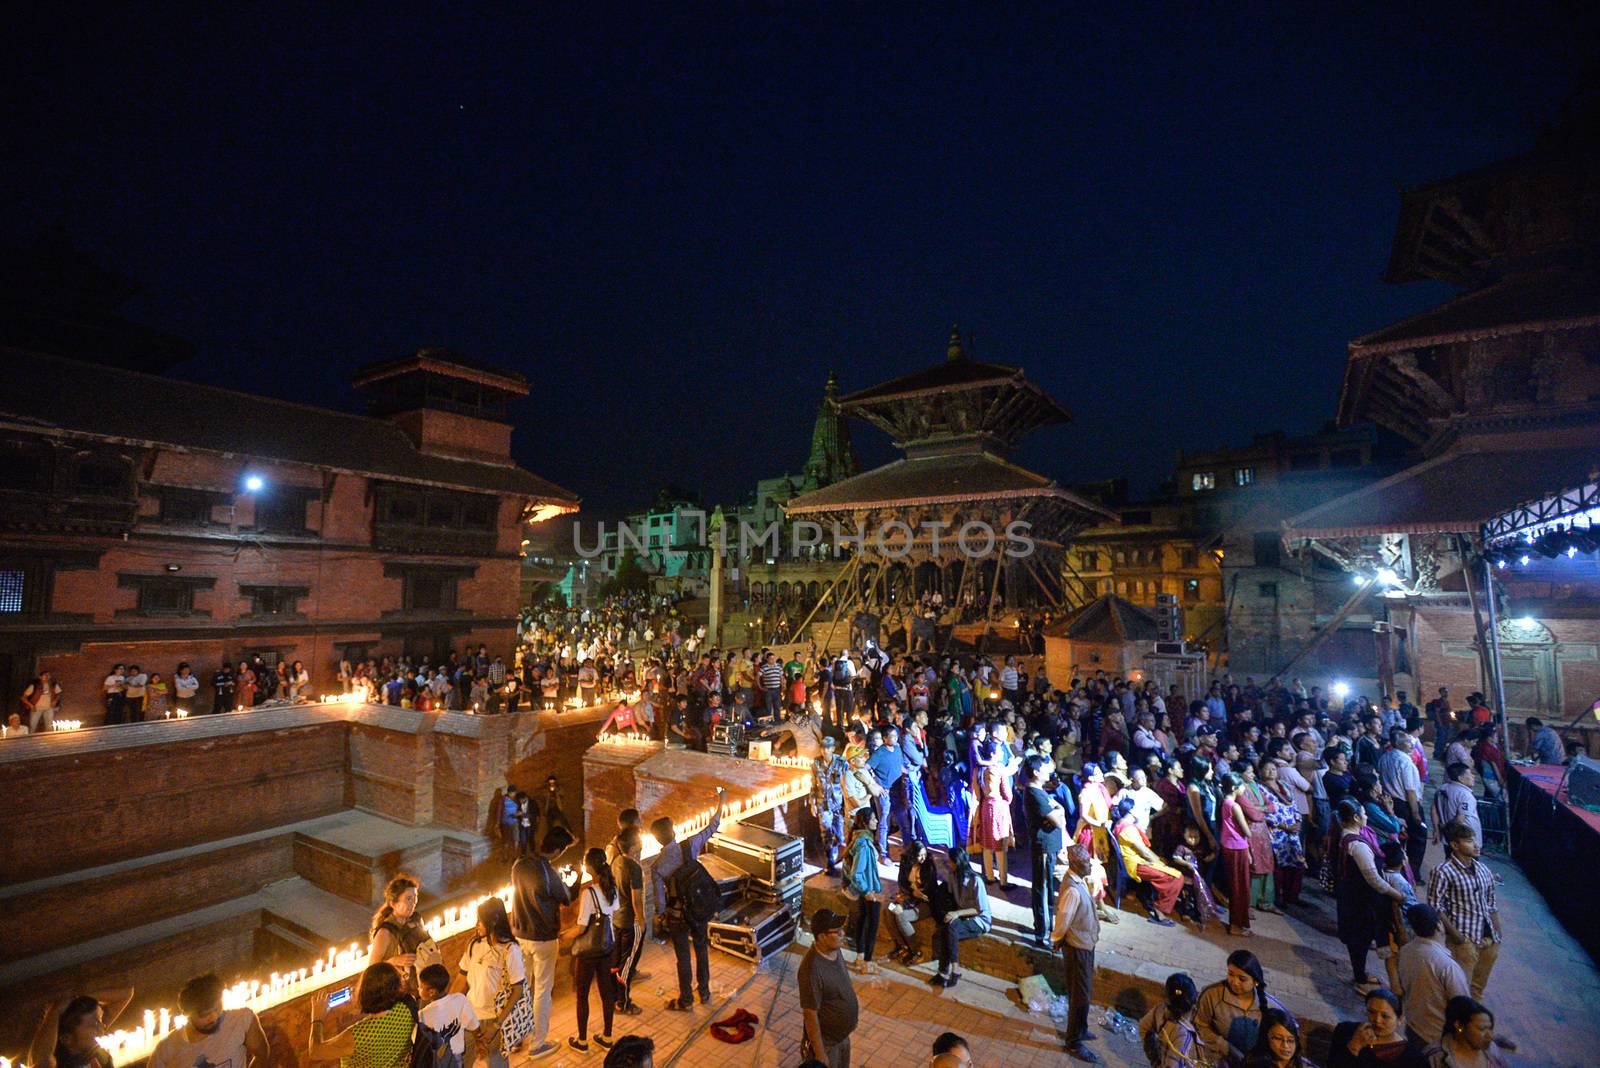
left=5, top=4, right=1591, bottom=514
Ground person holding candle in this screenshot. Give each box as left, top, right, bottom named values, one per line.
left=145, top=671, right=171, bottom=719
left=652, top=787, right=727, bottom=1011
left=173, top=663, right=201, bottom=716
left=150, top=974, right=268, bottom=1068
left=234, top=661, right=256, bottom=710
left=512, top=825, right=575, bottom=1058
left=50, top=997, right=116, bottom=1068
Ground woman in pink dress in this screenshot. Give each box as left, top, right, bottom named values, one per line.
left=975, top=739, right=1013, bottom=887
left=1218, top=772, right=1253, bottom=936
left=1232, top=760, right=1278, bottom=915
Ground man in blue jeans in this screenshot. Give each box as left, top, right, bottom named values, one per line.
left=865, top=728, right=905, bottom=859
left=652, top=788, right=726, bottom=1010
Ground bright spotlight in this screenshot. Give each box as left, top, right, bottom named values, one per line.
left=1377, top=567, right=1399, bottom=586
left=243, top=475, right=265, bottom=493
left=1332, top=682, right=1350, bottom=700
left=1517, top=616, right=1537, bottom=630
left=1519, top=555, right=1531, bottom=566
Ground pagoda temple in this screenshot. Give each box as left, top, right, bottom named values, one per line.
left=1285, top=83, right=1600, bottom=740
left=784, top=328, right=1114, bottom=641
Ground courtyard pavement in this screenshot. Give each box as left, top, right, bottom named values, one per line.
left=503, top=759, right=1599, bottom=1067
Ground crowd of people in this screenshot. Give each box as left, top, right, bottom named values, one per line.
left=29, top=619, right=1574, bottom=1068
left=761, top=654, right=1532, bottom=1066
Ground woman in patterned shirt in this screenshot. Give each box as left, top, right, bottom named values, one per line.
left=308, top=962, right=415, bottom=1068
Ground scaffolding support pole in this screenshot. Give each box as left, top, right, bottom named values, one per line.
left=1483, top=555, right=1512, bottom=759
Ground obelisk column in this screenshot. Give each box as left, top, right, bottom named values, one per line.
left=707, top=505, right=725, bottom=649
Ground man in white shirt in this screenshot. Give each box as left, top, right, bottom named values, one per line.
left=1378, top=728, right=1427, bottom=873
left=1432, top=762, right=1482, bottom=847
left=103, top=664, right=127, bottom=724
left=1394, top=904, right=1468, bottom=1047
left=1051, top=845, right=1101, bottom=1063
left=999, top=656, right=1021, bottom=704
left=151, top=974, right=268, bottom=1068
left=1123, top=769, right=1165, bottom=833
left=173, top=663, right=201, bottom=715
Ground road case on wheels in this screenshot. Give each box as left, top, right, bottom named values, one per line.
left=708, top=899, right=799, bottom=963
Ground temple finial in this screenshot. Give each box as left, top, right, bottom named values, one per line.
left=947, top=325, right=965, bottom=361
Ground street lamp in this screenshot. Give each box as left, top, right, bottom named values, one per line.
left=243, top=474, right=266, bottom=493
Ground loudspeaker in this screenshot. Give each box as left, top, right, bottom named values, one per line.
left=1567, top=754, right=1600, bottom=808
left=1155, top=592, right=1182, bottom=643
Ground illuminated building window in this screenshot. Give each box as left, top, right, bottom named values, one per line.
left=0, top=569, right=24, bottom=613
left=1235, top=467, right=1255, bottom=486
left=1192, top=471, right=1216, bottom=492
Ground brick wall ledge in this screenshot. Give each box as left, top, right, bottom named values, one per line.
left=0, top=700, right=623, bottom=764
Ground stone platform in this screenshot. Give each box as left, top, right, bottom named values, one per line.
left=0, top=701, right=615, bottom=1062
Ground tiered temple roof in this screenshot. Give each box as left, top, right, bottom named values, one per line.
left=786, top=328, right=1112, bottom=533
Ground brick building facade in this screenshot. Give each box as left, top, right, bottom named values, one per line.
left=0, top=347, right=577, bottom=721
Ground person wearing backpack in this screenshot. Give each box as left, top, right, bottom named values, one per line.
left=831, top=652, right=856, bottom=724
left=651, top=787, right=727, bottom=1011
left=1138, top=973, right=1200, bottom=1068
left=417, top=964, right=475, bottom=1068
left=511, top=826, right=575, bottom=1059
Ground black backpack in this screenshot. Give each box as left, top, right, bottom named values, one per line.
left=405, top=1002, right=461, bottom=1068
left=831, top=659, right=851, bottom=685
left=666, top=840, right=722, bottom=927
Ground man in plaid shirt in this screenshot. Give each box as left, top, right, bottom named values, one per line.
left=1427, top=820, right=1500, bottom=998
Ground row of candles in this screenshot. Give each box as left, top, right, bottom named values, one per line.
left=2, top=719, right=83, bottom=737
left=53, top=763, right=813, bottom=1067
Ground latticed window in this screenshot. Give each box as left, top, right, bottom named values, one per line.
left=0, top=569, right=24, bottom=613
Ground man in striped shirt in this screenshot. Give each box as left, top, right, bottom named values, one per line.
left=758, top=651, right=785, bottom=723
left=1427, top=821, right=1500, bottom=998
